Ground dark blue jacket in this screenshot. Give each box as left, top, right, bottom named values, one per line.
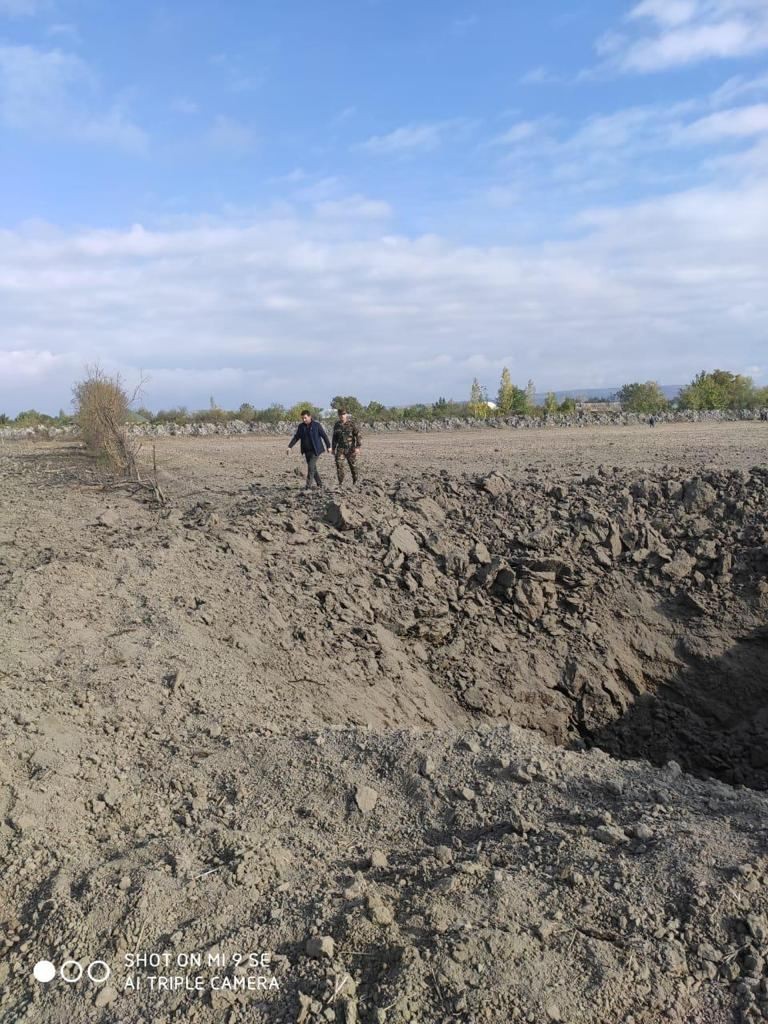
left=288, top=419, right=331, bottom=456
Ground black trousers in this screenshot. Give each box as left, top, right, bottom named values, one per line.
left=304, top=452, right=322, bottom=487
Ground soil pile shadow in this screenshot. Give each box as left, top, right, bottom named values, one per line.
left=586, top=624, right=768, bottom=788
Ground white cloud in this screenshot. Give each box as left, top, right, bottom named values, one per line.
left=1, top=179, right=766, bottom=413
left=0, top=0, right=46, bottom=14
left=629, top=0, right=699, bottom=29
left=451, top=15, right=478, bottom=34
left=599, top=0, right=768, bottom=72
left=171, top=96, right=198, bottom=115
left=493, top=120, right=544, bottom=145
left=519, top=66, right=561, bottom=85
left=209, top=52, right=264, bottom=93
left=0, top=44, right=146, bottom=151
left=47, top=23, right=81, bottom=43
left=358, top=122, right=447, bottom=155
left=207, top=114, right=257, bottom=153
left=712, top=71, right=768, bottom=106
left=314, top=196, right=392, bottom=221
left=683, top=103, right=768, bottom=141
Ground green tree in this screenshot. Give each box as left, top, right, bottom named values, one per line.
left=678, top=370, right=757, bottom=410
left=14, top=409, right=55, bottom=426
left=403, top=403, right=431, bottom=420
left=330, top=395, right=363, bottom=416
left=525, top=378, right=536, bottom=412
left=256, top=403, right=287, bottom=423
left=496, top=368, right=528, bottom=415
left=543, top=392, right=558, bottom=415
left=155, top=406, right=190, bottom=424
left=469, top=378, right=489, bottom=419
left=616, top=381, right=669, bottom=413
left=364, top=400, right=386, bottom=419
left=558, top=397, right=577, bottom=414
left=287, top=401, right=322, bottom=420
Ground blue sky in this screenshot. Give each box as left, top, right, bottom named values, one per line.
left=1, top=0, right=767, bottom=414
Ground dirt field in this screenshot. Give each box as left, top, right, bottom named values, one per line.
left=1, top=421, right=767, bottom=1024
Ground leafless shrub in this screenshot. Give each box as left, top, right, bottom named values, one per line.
left=72, top=364, right=143, bottom=477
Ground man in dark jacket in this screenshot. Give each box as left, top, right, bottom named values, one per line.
left=287, top=410, right=332, bottom=489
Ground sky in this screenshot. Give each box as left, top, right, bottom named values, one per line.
left=1, top=0, right=767, bottom=415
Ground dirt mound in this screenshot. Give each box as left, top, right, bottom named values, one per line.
left=1, top=433, right=768, bottom=1023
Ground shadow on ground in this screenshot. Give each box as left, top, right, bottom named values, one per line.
left=588, top=623, right=768, bottom=789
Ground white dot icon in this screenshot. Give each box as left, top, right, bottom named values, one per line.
left=33, top=960, right=56, bottom=983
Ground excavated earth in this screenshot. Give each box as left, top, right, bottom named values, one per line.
left=1, top=421, right=767, bottom=1024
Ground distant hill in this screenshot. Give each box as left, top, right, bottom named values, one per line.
left=536, top=385, right=682, bottom=404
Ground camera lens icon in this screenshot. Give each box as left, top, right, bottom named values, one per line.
left=33, top=959, right=111, bottom=984
left=33, top=961, right=56, bottom=983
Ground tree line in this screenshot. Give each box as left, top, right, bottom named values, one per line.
left=2, top=368, right=766, bottom=429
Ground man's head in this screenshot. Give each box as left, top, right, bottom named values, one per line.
left=337, top=407, right=349, bottom=422
left=301, top=409, right=312, bottom=424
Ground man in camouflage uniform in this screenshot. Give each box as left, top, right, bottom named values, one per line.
left=331, top=407, right=361, bottom=485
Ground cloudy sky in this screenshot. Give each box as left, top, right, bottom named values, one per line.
left=1, top=0, right=767, bottom=414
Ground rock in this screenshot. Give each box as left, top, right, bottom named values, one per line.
left=478, top=472, right=509, bottom=497
left=463, top=686, right=487, bottom=711
left=594, top=824, right=628, bottom=845
left=683, top=478, right=717, bottom=511
left=411, top=497, right=446, bottom=523
left=661, top=550, right=696, bottom=580
left=325, top=502, right=359, bottom=531
left=297, top=992, right=313, bottom=1024
left=389, top=524, right=420, bottom=556
left=606, top=522, right=623, bottom=558
left=746, top=914, right=767, bottom=944
left=536, top=920, right=557, bottom=943
left=355, top=785, right=379, bottom=814
left=369, top=850, right=388, bottom=869
left=471, top=541, right=492, bottom=565
left=96, top=510, right=121, bottom=529
left=94, top=986, right=118, bottom=1008
left=306, top=935, right=335, bottom=959
left=366, top=893, right=395, bottom=926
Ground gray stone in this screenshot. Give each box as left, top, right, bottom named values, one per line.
left=306, top=935, right=335, bottom=959
left=355, top=784, right=379, bottom=814
left=662, top=550, right=696, bottom=580
left=325, top=502, right=359, bottom=531
left=389, top=524, right=420, bottom=555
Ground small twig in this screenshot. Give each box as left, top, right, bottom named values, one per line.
left=429, top=962, right=447, bottom=1013
left=195, top=866, right=223, bottom=880
left=330, top=975, right=351, bottom=1001
left=134, top=917, right=147, bottom=957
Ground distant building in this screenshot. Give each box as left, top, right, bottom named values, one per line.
left=486, top=401, right=498, bottom=410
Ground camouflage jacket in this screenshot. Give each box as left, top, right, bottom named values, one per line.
left=332, top=418, right=361, bottom=451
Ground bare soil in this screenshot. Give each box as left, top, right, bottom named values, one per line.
left=1, top=421, right=767, bottom=1024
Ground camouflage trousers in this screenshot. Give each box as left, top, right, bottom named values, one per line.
left=335, top=448, right=358, bottom=484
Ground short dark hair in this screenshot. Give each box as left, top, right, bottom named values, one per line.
left=337, top=407, right=347, bottom=415
left=300, top=408, right=311, bottom=417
